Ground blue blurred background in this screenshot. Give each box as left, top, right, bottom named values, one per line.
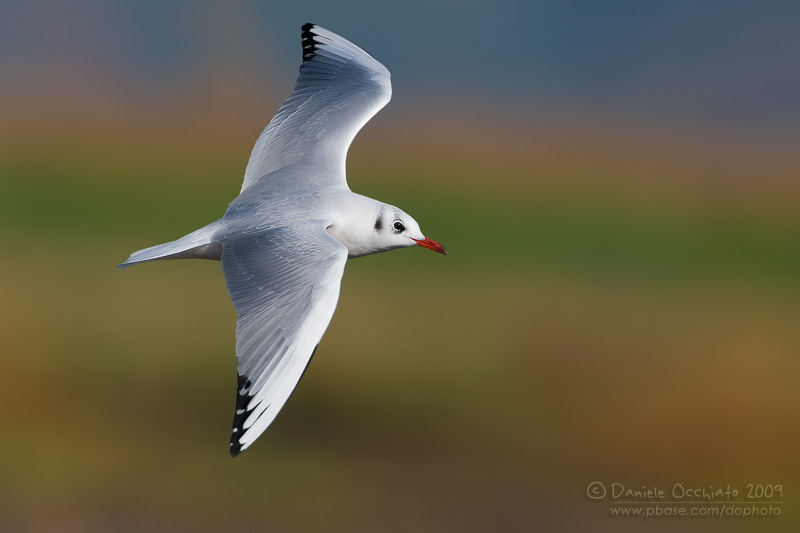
left=2, top=2, right=799, bottom=531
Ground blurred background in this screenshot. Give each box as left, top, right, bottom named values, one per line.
left=2, top=1, right=799, bottom=531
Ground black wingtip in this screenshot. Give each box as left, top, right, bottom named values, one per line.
left=301, top=22, right=318, bottom=62
left=230, top=373, right=254, bottom=457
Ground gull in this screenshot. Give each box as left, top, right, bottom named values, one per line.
left=119, top=23, right=446, bottom=456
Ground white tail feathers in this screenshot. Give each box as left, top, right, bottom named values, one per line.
left=118, top=223, right=222, bottom=269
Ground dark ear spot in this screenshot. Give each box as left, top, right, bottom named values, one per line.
left=374, top=216, right=383, bottom=231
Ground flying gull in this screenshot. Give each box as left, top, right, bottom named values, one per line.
left=119, top=23, right=446, bottom=456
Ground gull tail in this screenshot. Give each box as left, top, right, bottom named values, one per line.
left=118, top=222, right=223, bottom=269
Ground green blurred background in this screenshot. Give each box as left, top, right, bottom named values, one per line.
left=2, top=2, right=799, bottom=531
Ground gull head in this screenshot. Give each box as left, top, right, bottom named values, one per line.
left=328, top=200, right=446, bottom=258
left=374, top=205, right=447, bottom=256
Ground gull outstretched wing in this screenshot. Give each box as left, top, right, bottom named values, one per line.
left=241, top=23, right=392, bottom=193
left=221, top=223, right=348, bottom=455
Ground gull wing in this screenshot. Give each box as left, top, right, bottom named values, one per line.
left=240, top=23, right=392, bottom=193
left=221, top=224, right=348, bottom=455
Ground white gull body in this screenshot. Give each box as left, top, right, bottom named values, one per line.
left=119, top=24, right=446, bottom=456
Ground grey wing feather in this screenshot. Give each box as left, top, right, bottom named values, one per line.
left=222, top=223, right=348, bottom=455
left=241, top=24, right=391, bottom=192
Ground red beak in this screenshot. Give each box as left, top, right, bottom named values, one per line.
left=412, top=237, right=447, bottom=255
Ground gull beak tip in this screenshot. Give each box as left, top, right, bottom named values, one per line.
left=413, top=237, right=447, bottom=255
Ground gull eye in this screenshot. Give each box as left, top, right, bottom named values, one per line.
left=392, top=221, right=405, bottom=233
